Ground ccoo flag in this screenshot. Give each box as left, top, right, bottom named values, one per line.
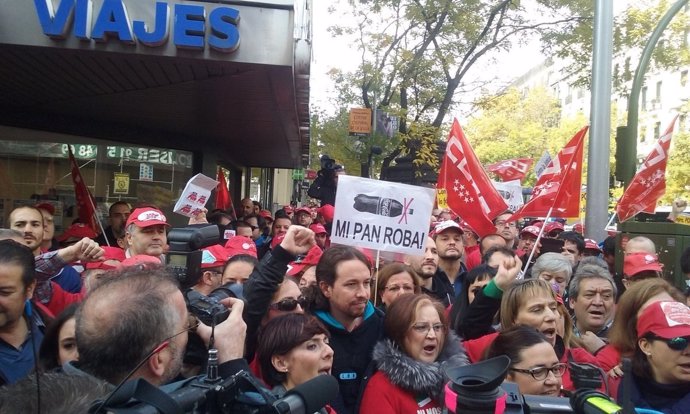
left=437, top=119, right=508, bottom=237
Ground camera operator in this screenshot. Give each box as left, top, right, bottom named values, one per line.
left=67, top=264, right=247, bottom=388
left=307, top=155, right=344, bottom=207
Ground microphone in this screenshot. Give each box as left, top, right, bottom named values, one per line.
left=264, top=375, right=339, bottom=414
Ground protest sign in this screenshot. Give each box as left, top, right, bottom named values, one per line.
left=331, top=176, right=435, bottom=255
left=492, top=180, right=524, bottom=212
left=173, top=173, right=218, bottom=218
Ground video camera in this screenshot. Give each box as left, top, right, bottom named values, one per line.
left=443, top=356, right=624, bottom=414
left=94, top=361, right=339, bottom=413
left=166, top=224, right=222, bottom=288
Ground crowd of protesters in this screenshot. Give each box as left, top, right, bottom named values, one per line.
left=1, top=189, right=690, bottom=414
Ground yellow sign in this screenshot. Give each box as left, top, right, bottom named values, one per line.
left=676, top=214, right=690, bottom=225
left=437, top=189, right=448, bottom=209
left=348, top=108, right=372, bottom=136
left=113, top=173, right=130, bottom=194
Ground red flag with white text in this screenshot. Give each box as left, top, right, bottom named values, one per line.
left=68, top=146, right=98, bottom=233
left=437, top=119, right=508, bottom=237
left=616, top=116, right=677, bottom=222
left=510, top=126, right=588, bottom=221
left=487, top=158, right=534, bottom=182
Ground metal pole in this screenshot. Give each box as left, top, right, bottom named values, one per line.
left=585, top=0, right=614, bottom=242
left=624, top=0, right=690, bottom=186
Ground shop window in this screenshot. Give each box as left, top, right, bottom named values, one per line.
left=0, top=141, right=194, bottom=230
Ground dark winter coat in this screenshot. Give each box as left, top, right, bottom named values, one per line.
left=359, top=332, right=469, bottom=413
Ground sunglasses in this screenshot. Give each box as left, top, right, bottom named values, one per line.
left=269, top=296, right=307, bottom=312
left=650, top=335, right=690, bottom=351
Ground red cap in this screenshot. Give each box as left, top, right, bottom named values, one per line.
left=283, top=205, right=294, bottom=213
left=287, top=245, right=323, bottom=276
left=584, top=238, right=602, bottom=253
left=637, top=301, right=690, bottom=339
left=432, top=220, right=463, bottom=237
left=83, top=247, right=125, bottom=270
left=57, top=223, right=97, bottom=242
left=573, top=223, right=584, bottom=234
left=309, top=223, right=327, bottom=234
left=544, top=221, right=564, bottom=235
left=35, top=202, right=55, bottom=216
left=295, top=207, right=311, bottom=215
left=224, top=236, right=257, bottom=258
left=259, top=209, right=273, bottom=221
left=317, top=204, right=335, bottom=223
left=120, top=254, right=162, bottom=268
left=624, top=252, right=663, bottom=277
left=126, top=207, right=169, bottom=228
left=271, top=233, right=286, bottom=249
left=520, top=225, right=540, bottom=238
left=201, top=244, right=230, bottom=269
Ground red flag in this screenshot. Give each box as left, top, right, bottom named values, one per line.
left=487, top=158, right=534, bottom=182
left=215, top=168, right=232, bottom=211
left=68, top=146, right=98, bottom=233
left=616, top=116, right=677, bottom=222
left=510, top=126, right=588, bottom=221
left=437, top=119, right=508, bottom=237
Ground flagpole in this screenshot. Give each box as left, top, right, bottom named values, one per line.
left=88, top=194, right=110, bottom=247
left=518, top=207, right=554, bottom=280
left=69, top=147, right=110, bottom=247
left=373, top=249, right=381, bottom=307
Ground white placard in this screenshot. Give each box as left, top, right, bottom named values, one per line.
left=492, top=180, right=524, bottom=212
left=331, top=176, right=436, bottom=255
left=534, top=150, right=552, bottom=178
left=173, top=173, right=219, bottom=218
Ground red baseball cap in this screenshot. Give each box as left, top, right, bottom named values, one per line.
left=120, top=254, right=162, bottom=268
left=260, top=209, right=273, bottom=221
left=544, top=221, right=564, bottom=235
left=126, top=207, right=169, bottom=228
left=573, top=223, right=584, bottom=234
left=432, top=220, right=463, bottom=237
left=84, top=246, right=126, bottom=270
left=309, top=223, right=327, bottom=234
left=287, top=245, right=323, bottom=277
left=283, top=205, right=294, bottom=213
left=624, top=252, right=663, bottom=277
left=584, top=238, right=602, bottom=253
left=201, top=244, right=230, bottom=269
left=520, top=225, right=540, bottom=238
left=35, top=202, right=55, bottom=216
left=637, top=301, right=690, bottom=339
left=317, top=204, right=335, bottom=223
left=295, top=207, right=311, bottom=215
left=224, top=236, right=257, bottom=258
left=57, top=223, right=97, bottom=242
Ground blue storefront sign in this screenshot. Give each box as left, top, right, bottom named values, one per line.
left=33, top=0, right=241, bottom=53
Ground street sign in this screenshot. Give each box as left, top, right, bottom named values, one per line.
left=292, top=169, right=305, bottom=180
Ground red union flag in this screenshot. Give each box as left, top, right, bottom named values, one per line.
left=68, top=146, right=98, bottom=233
left=487, top=158, right=534, bottom=182
left=510, top=126, right=588, bottom=221
left=437, top=119, right=508, bottom=237
left=616, top=116, right=678, bottom=222
left=215, top=168, right=232, bottom=210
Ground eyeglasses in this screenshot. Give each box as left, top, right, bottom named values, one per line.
left=384, top=284, right=415, bottom=293
left=650, top=335, right=690, bottom=351
left=509, top=363, right=567, bottom=380
left=269, top=296, right=307, bottom=312
left=411, top=323, right=445, bottom=335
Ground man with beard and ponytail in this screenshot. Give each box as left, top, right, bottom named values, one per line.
left=310, top=245, right=384, bottom=414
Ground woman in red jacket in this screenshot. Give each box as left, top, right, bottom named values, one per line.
left=463, top=278, right=615, bottom=393
left=359, top=294, right=469, bottom=413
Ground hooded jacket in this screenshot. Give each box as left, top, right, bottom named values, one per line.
left=359, top=332, right=469, bottom=413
